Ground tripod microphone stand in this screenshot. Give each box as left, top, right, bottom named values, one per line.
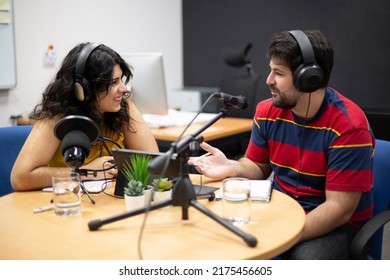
left=88, top=106, right=258, bottom=247
left=74, top=167, right=96, bottom=204
left=54, top=115, right=100, bottom=205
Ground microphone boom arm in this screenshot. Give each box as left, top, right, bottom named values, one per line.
left=88, top=105, right=258, bottom=248
left=147, top=109, right=229, bottom=175
left=173, top=109, right=228, bottom=154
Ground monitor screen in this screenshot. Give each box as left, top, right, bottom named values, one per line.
left=121, top=53, right=169, bottom=115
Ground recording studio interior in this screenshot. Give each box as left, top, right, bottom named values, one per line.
left=0, top=0, right=389, bottom=263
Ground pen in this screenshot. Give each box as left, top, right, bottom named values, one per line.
left=193, top=153, right=212, bottom=168
left=33, top=205, right=54, bottom=213
left=198, top=152, right=211, bottom=159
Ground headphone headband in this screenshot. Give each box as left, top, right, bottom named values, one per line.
left=73, top=43, right=102, bottom=102
left=288, top=30, right=324, bottom=92
left=288, top=30, right=316, bottom=64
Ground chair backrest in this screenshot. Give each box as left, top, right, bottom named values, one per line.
left=369, top=139, right=390, bottom=259
left=0, top=125, right=33, bottom=196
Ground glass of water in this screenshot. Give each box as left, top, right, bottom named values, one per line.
left=52, top=172, right=81, bottom=216
left=222, top=177, right=251, bottom=226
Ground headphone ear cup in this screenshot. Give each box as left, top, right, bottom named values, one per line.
left=73, top=43, right=102, bottom=102
left=73, top=78, right=93, bottom=102
left=293, top=63, right=325, bottom=93
left=288, top=30, right=325, bottom=93
left=73, top=81, right=85, bottom=102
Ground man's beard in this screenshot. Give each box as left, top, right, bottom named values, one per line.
left=271, top=87, right=297, bottom=109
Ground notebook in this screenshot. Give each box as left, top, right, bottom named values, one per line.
left=111, top=148, right=218, bottom=197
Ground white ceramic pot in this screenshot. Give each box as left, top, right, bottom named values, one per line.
left=153, top=189, right=172, bottom=204
left=124, top=194, right=145, bottom=211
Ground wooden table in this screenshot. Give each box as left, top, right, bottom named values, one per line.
left=0, top=175, right=305, bottom=260
left=150, top=117, right=253, bottom=142
left=151, top=117, right=253, bottom=156
left=16, top=115, right=253, bottom=142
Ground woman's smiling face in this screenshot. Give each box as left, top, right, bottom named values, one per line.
left=96, top=64, right=127, bottom=113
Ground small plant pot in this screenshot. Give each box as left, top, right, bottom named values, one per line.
left=124, top=194, right=145, bottom=211
left=153, top=189, right=172, bottom=204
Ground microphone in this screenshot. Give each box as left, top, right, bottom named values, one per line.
left=54, top=115, right=99, bottom=169
left=54, top=115, right=100, bottom=205
left=214, top=92, right=249, bottom=110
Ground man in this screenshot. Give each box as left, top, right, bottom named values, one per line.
left=188, top=30, right=374, bottom=259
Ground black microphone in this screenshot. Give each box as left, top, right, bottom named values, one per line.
left=54, top=115, right=99, bottom=169
left=61, top=130, right=91, bottom=168
left=214, top=92, right=249, bottom=110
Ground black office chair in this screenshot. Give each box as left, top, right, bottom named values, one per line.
left=219, top=42, right=264, bottom=119
left=350, top=139, right=390, bottom=259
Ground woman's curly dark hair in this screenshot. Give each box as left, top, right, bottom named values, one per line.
left=33, top=43, right=134, bottom=138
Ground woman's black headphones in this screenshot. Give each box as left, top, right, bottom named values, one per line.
left=73, top=43, right=102, bottom=102
left=288, top=30, right=325, bottom=93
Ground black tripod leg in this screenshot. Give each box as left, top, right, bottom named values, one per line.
left=80, top=182, right=96, bottom=204
left=189, top=199, right=258, bottom=247
left=88, top=198, right=173, bottom=231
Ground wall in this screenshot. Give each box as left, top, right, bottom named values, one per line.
left=0, top=0, right=182, bottom=127
left=183, top=0, right=390, bottom=114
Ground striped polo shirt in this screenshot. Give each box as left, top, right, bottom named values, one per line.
left=246, top=87, right=374, bottom=226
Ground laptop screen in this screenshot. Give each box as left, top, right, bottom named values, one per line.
left=112, top=148, right=180, bottom=197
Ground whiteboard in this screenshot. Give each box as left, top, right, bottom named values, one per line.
left=0, top=0, right=16, bottom=89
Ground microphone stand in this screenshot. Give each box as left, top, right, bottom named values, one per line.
left=88, top=107, right=257, bottom=247
left=73, top=167, right=96, bottom=205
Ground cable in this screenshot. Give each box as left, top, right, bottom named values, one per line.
left=175, top=93, right=217, bottom=143
left=135, top=92, right=218, bottom=260
left=97, top=135, right=123, bottom=156
left=151, top=93, right=217, bottom=179
left=77, top=164, right=116, bottom=178
left=295, top=92, right=312, bottom=191
left=77, top=159, right=117, bottom=204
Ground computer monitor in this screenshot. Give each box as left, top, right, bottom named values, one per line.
left=121, top=52, right=169, bottom=115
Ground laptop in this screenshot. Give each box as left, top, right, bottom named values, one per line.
left=111, top=148, right=218, bottom=197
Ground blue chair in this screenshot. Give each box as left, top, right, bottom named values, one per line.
left=0, top=125, right=33, bottom=196
left=350, top=139, right=390, bottom=259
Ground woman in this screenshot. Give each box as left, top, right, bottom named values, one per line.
left=11, top=43, right=159, bottom=191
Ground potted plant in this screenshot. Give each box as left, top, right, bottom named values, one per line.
left=123, top=179, right=145, bottom=211
left=152, top=177, right=173, bottom=204
left=122, top=154, right=153, bottom=208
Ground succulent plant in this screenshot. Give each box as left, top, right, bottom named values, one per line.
left=152, top=178, right=173, bottom=192
left=124, top=179, right=144, bottom=197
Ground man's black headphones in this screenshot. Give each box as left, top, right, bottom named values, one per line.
left=288, top=30, right=325, bottom=93
left=73, top=43, right=102, bottom=102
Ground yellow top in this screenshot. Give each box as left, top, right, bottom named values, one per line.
left=48, top=129, right=125, bottom=167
